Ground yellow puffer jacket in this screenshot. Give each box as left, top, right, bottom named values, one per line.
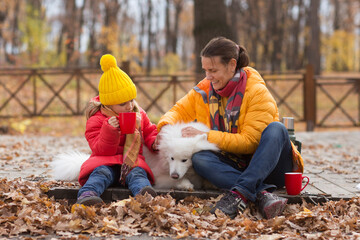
left=158, top=67, right=304, bottom=172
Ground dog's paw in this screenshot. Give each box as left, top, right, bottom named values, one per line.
left=176, top=178, right=194, bottom=190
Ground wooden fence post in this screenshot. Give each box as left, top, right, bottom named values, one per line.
left=172, top=76, right=177, bottom=105
left=304, top=64, right=316, bottom=131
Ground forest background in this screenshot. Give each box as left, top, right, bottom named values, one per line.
left=0, top=0, right=359, bottom=75
left=0, top=0, right=360, bottom=135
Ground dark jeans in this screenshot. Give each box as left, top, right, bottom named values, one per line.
left=192, top=122, right=293, bottom=202
left=77, top=165, right=151, bottom=198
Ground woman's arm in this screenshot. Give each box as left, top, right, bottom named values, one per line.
left=208, top=84, right=277, bottom=154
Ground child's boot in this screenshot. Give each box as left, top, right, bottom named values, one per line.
left=76, top=191, right=103, bottom=205
left=138, top=186, right=157, bottom=197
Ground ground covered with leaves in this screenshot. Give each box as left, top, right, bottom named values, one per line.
left=0, top=178, right=359, bottom=239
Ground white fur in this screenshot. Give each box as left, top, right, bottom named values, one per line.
left=145, top=122, right=219, bottom=190
left=51, top=150, right=89, bottom=181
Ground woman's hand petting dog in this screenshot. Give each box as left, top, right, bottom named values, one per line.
left=181, top=126, right=207, bottom=138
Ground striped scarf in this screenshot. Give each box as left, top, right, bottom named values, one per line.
left=209, top=68, right=247, bottom=133
left=209, top=69, right=250, bottom=170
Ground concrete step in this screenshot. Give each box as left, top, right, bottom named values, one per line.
left=46, top=187, right=341, bottom=205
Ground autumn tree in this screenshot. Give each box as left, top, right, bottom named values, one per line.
left=87, top=0, right=100, bottom=67
left=57, top=0, right=77, bottom=67
left=323, top=0, right=358, bottom=71
left=99, top=0, right=121, bottom=58
left=146, top=0, right=153, bottom=74
left=20, top=0, right=50, bottom=67
left=165, top=0, right=184, bottom=54
left=285, top=0, right=305, bottom=70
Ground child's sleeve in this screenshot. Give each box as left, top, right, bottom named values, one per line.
left=140, top=111, right=158, bottom=151
left=85, top=115, right=121, bottom=156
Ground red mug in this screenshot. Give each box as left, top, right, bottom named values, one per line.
left=285, top=172, right=309, bottom=195
left=117, top=112, right=136, bottom=134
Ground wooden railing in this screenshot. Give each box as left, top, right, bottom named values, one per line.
left=315, top=74, right=360, bottom=128
left=0, top=66, right=359, bottom=131
left=0, top=68, right=197, bottom=118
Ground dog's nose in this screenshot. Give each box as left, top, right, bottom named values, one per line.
left=171, top=173, right=179, bottom=179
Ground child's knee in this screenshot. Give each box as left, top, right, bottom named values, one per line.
left=127, top=167, right=147, bottom=179
left=93, top=165, right=113, bottom=180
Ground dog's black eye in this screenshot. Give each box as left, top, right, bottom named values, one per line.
left=181, top=159, right=187, bottom=162
left=171, top=157, right=174, bottom=161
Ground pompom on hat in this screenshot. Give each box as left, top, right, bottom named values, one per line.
left=98, top=54, right=136, bottom=105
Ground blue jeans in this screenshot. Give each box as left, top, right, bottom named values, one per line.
left=192, top=122, right=293, bottom=202
left=77, top=165, right=151, bottom=198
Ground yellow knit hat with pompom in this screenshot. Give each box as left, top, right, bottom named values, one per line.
left=98, top=54, right=136, bottom=105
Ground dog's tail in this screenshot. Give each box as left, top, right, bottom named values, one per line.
left=51, top=150, right=90, bottom=181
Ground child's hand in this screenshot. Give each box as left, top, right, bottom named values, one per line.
left=108, top=116, right=120, bottom=129
left=152, top=134, right=161, bottom=151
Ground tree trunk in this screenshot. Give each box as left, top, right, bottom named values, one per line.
left=0, top=3, right=8, bottom=65
left=333, top=0, right=340, bottom=30
left=146, top=0, right=153, bottom=74
left=306, top=0, right=321, bottom=75
left=172, top=0, right=183, bottom=54
left=138, top=3, right=146, bottom=69
left=154, top=9, right=161, bottom=68
left=247, top=0, right=260, bottom=67
left=7, top=0, right=20, bottom=64
left=269, top=0, right=283, bottom=72
left=87, top=1, right=98, bottom=67
left=263, top=0, right=273, bottom=70
left=228, top=0, right=239, bottom=44
left=165, top=0, right=171, bottom=54
left=194, top=0, right=233, bottom=74
left=76, top=0, right=87, bottom=66
left=293, top=0, right=304, bottom=70
left=65, top=0, right=76, bottom=67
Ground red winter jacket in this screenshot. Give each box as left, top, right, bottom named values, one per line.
left=78, top=102, right=158, bottom=186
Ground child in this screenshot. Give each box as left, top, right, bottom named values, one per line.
left=76, top=54, right=159, bottom=205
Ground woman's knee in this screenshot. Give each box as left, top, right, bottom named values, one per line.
left=192, top=150, right=213, bottom=170
left=262, top=122, right=288, bottom=140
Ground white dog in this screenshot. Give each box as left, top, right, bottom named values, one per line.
left=145, top=122, right=219, bottom=190
left=52, top=122, right=219, bottom=190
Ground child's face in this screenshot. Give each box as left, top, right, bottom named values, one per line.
left=109, top=99, right=134, bottom=114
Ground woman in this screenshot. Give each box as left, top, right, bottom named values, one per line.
left=157, top=37, right=303, bottom=219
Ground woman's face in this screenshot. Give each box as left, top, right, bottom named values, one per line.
left=108, top=99, right=134, bottom=114
left=201, top=56, right=236, bottom=90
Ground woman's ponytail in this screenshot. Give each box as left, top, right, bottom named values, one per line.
left=236, top=45, right=249, bottom=70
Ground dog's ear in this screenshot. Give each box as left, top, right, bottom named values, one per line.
left=193, top=134, right=219, bottom=152
left=196, top=133, right=208, bottom=141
